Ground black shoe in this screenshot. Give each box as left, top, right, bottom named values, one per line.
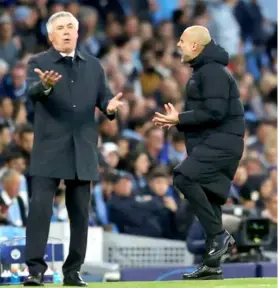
left=207, top=230, right=235, bottom=261
left=63, top=271, right=88, bottom=286
left=23, top=273, right=44, bottom=286
left=183, top=264, right=223, bottom=280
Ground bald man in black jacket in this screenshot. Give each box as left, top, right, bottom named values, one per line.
left=153, top=26, right=245, bottom=280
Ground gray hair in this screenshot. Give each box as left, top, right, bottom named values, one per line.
left=46, top=11, right=79, bottom=34
left=0, top=168, right=20, bottom=184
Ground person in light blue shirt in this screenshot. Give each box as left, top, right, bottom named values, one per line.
left=208, top=0, right=241, bottom=57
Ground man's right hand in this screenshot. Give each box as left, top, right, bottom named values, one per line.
left=34, top=68, right=62, bottom=89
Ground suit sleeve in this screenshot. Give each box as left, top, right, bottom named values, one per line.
left=27, top=56, right=49, bottom=102
left=178, top=66, right=229, bottom=128
left=96, top=65, right=115, bottom=120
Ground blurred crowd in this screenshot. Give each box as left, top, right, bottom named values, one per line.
left=0, top=0, right=277, bottom=257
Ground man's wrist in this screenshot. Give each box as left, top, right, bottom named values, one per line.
left=42, top=82, right=51, bottom=90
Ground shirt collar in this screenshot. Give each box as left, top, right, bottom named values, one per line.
left=60, top=50, right=75, bottom=58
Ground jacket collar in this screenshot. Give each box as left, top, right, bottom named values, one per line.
left=49, top=46, right=87, bottom=62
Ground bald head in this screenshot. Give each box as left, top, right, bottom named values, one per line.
left=177, top=25, right=211, bottom=63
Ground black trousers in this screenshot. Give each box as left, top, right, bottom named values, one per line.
left=173, top=173, right=223, bottom=238
left=25, top=175, right=91, bottom=276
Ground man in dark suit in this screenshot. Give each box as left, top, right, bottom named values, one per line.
left=24, top=11, right=124, bottom=286
left=153, top=26, right=245, bottom=280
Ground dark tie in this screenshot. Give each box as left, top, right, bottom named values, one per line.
left=64, top=56, right=73, bottom=67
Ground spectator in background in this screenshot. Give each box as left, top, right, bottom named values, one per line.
left=0, top=152, right=28, bottom=211
left=108, top=172, right=164, bottom=237
left=0, top=168, right=26, bottom=227
left=4, top=123, right=33, bottom=168
left=0, top=13, right=20, bottom=68
left=209, top=0, right=241, bottom=57
left=0, top=123, right=12, bottom=164
left=0, top=62, right=28, bottom=102
left=102, top=142, right=121, bottom=169
left=127, top=149, right=150, bottom=192
left=0, top=97, right=14, bottom=129
left=92, top=169, right=118, bottom=232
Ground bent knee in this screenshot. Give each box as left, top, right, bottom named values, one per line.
left=173, top=173, right=193, bottom=191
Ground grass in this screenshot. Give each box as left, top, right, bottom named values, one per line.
left=6, top=278, right=277, bottom=288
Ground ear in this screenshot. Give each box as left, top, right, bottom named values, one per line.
left=192, top=42, right=197, bottom=51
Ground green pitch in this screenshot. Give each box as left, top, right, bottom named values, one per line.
left=7, top=278, right=277, bottom=288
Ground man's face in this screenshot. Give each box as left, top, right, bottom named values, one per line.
left=20, top=132, right=34, bottom=153
left=0, top=23, right=13, bottom=41
left=149, top=177, right=169, bottom=197
left=48, top=16, right=78, bottom=53
left=114, top=178, right=132, bottom=197
left=0, top=128, right=12, bottom=146
left=177, top=32, right=197, bottom=63
left=9, top=157, right=26, bottom=174
left=12, top=68, right=26, bottom=88
left=146, top=129, right=164, bottom=151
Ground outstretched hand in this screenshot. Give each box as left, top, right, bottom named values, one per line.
left=34, top=68, right=62, bottom=89
left=106, top=92, right=124, bottom=115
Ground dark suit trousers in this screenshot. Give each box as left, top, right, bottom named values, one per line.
left=173, top=173, right=223, bottom=238
left=25, top=176, right=91, bottom=276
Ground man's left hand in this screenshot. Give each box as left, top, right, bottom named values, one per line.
left=107, top=92, right=124, bottom=115
left=153, top=103, right=179, bottom=128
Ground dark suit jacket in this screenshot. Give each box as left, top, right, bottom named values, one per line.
left=27, top=47, right=115, bottom=181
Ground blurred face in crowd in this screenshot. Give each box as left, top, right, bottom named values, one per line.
left=100, top=119, right=119, bottom=139
left=139, top=22, right=153, bottom=41
left=257, top=123, right=273, bottom=144
left=145, top=128, right=164, bottom=152
left=158, top=21, right=173, bottom=40
left=105, top=151, right=119, bottom=168
left=20, top=131, right=34, bottom=153
left=230, top=56, right=245, bottom=78
left=3, top=173, right=20, bottom=199
left=245, top=159, right=263, bottom=175
left=66, top=2, right=80, bottom=17
left=149, top=176, right=169, bottom=197
left=160, top=78, right=181, bottom=103
left=260, top=178, right=274, bottom=200
left=134, top=153, right=150, bottom=175
left=106, top=21, right=122, bottom=40
left=264, top=146, right=277, bottom=166
left=239, top=81, right=250, bottom=104
left=233, top=165, right=248, bottom=187
left=0, top=127, right=12, bottom=147
left=113, top=178, right=132, bottom=197
left=0, top=22, right=13, bottom=42
left=8, top=157, right=26, bottom=174
left=270, top=169, right=277, bottom=189
left=0, top=98, right=13, bottom=118
left=117, top=139, right=129, bottom=158
left=125, top=16, right=139, bottom=37
left=48, top=15, right=78, bottom=54
left=50, top=3, right=65, bottom=14
left=12, top=67, right=26, bottom=88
